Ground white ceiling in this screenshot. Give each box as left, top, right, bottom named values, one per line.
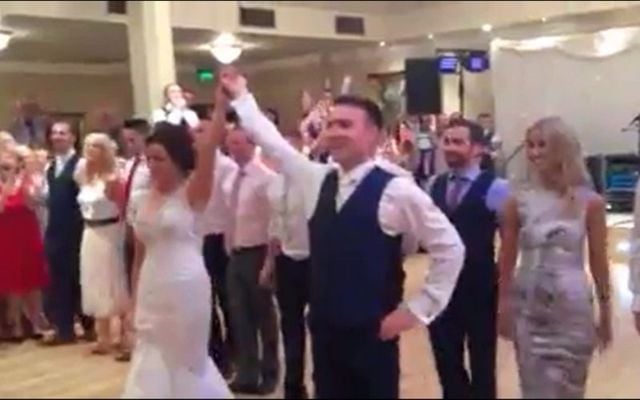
left=0, top=16, right=370, bottom=66
left=3, top=6, right=640, bottom=67
left=421, top=5, right=640, bottom=51
left=239, top=1, right=429, bottom=15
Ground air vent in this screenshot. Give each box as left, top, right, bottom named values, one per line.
left=335, top=16, right=365, bottom=36
left=239, top=7, right=276, bottom=28
left=107, top=1, right=127, bottom=15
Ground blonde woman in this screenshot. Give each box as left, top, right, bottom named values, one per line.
left=0, top=131, right=16, bottom=153
left=498, top=117, right=612, bottom=398
left=76, top=133, right=129, bottom=354
left=0, top=147, right=50, bottom=341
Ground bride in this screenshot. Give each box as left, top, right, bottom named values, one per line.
left=122, top=87, right=232, bottom=398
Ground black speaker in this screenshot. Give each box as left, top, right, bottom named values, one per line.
left=405, top=58, right=441, bottom=115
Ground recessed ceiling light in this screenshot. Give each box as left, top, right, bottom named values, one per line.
left=541, top=17, right=548, bottom=22
left=379, top=41, right=386, bottom=47
left=482, top=24, right=493, bottom=32
left=428, top=33, right=434, bottom=39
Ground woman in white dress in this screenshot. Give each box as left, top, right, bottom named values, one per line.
left=76, top=133, right=129, bottom=354
left=123, top=88, right=232, bottom=398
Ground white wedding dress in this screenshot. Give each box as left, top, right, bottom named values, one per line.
left=122, top=187, right=232, bottom=399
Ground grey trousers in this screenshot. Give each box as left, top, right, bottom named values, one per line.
left=227, top=245, right=280, bottom=385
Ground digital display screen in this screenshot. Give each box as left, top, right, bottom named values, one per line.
left=463, top=53, right=490, bottom=72
left=606, top=163, right=639, bottom=190
left=438, top=56, right=459, bottom=74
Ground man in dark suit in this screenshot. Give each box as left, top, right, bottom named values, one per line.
left=428, top=119, right=509, bottom=399
left=42, top=121, right=93, bottom=345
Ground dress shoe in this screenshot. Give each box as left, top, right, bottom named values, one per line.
left=259, top=377, right=279, bottom=396
left=284, top=385, right=308, bottom=399
left=40, top=333, right=76, bottom=347
left=229, top=380, right=261, bottom=395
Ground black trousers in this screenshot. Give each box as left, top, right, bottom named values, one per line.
left=45, top=245, right=93, bottom=340
left=428, top=279, right=498, bottom=399
left=274, top=255, right=310, bottom=398
left=227, top=246, right=279, bottom=386
left=312, top=324, right=399, bottom=399
left=203, top=233, right=232, bottom=371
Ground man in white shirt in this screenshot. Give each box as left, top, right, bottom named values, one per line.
left=202, top=144, right=238, bottom=378
left=630, top=180, right=640, bottom=336
left=221, top=69, right=465, bottom=398
left=224, top=126, right=280, bottom=395
left=117, top=118, right=151, bottom=362
left=261, top=129, right=311, bottom=399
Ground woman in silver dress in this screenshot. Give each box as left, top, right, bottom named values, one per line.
left=498, top=116, right=612, bottom=398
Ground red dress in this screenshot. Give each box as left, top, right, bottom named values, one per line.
left=0, top=180, right=49, bottom=295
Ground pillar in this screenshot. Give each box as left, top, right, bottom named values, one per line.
left=127, top=0, right=176, bottom=118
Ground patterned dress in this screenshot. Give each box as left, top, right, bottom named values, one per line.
left=512, top=186, right=597, bottom=398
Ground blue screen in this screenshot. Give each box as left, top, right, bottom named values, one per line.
left=438, top=56, right=459, bottom=74
left=464, top=54, right=490, bottom=72
left=606, top=164, right=639, bottom=190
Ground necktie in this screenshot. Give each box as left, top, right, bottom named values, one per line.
left=447, top=175, right=467, bottom=210
left=227, top=169, right=246, bottom=251
left=123, top=156, right=141, bottom=211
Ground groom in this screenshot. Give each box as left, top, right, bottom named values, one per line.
left=221, top=69, right=465, bottom=398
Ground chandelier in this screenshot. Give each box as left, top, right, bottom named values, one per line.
left=210, top=33, right=243, bottom=64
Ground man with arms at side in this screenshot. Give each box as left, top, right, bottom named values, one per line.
left=222, top=69, right=465, bottom=398
left=201, top=112, right=239, bottom=378
left=428, top=119, right=509, bottom=399
left=42, top=121, right=94, bottom=345
left=224, top=126, right=280, bottom=395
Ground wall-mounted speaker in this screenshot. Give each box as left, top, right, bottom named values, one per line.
left=405, top=58, right=441, bottom=115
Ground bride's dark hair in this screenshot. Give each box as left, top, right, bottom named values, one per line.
left=146, top=122, right=195, bottom=176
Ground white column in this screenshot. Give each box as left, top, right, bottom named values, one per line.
left=127, top=0, right=176, bottom=118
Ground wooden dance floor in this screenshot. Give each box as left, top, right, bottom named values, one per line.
left=1, top=216, right=639, bottom=398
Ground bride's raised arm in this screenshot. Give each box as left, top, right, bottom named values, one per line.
left=186, top=86, right=227, bottom=212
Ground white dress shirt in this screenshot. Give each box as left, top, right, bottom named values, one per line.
left=267, top=172, right=310, bottom=260
left=203, top=150, right=239, bottom=236
left=42, top=149, right=78, bottom=200
left=55, top=149, right=78, bottom=177
left=630, top=180, right=640, bottom=312
left=121, top=155, right=151, bottom=224
left=232, top=93, right=465, bottom=325
left=151, top=104, right=200, bottom=129
left=223, top=156, right=276, bottom=251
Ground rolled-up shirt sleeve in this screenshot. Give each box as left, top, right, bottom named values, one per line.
left=380, top=178, right=465, bottom=325
left=630, top=181, right=640, bottom=312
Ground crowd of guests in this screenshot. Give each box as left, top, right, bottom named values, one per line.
left=0, top=69, right=637, bottom=400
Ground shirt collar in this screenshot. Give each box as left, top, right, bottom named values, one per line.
left=338, top=159, right=376, bottom=187
left=450, top=164, right=481, bottom=181
left=56, top=149, right=76, bottom=163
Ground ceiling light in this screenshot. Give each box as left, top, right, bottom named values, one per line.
left=428, top=33, right=434, bottom=40
left=379, top=41, right=386, bottom=47
left=210, top=32, right=243, bottom=64
left=541, top=17, right=548, bottom=22
left=0, top=30, right=13, bottom=51
left=482, top=24, right=493, bottom=32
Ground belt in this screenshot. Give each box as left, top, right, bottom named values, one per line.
left=84, top=217, right=120, bottom=228
left=232, top=245, right=267, bottom=254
